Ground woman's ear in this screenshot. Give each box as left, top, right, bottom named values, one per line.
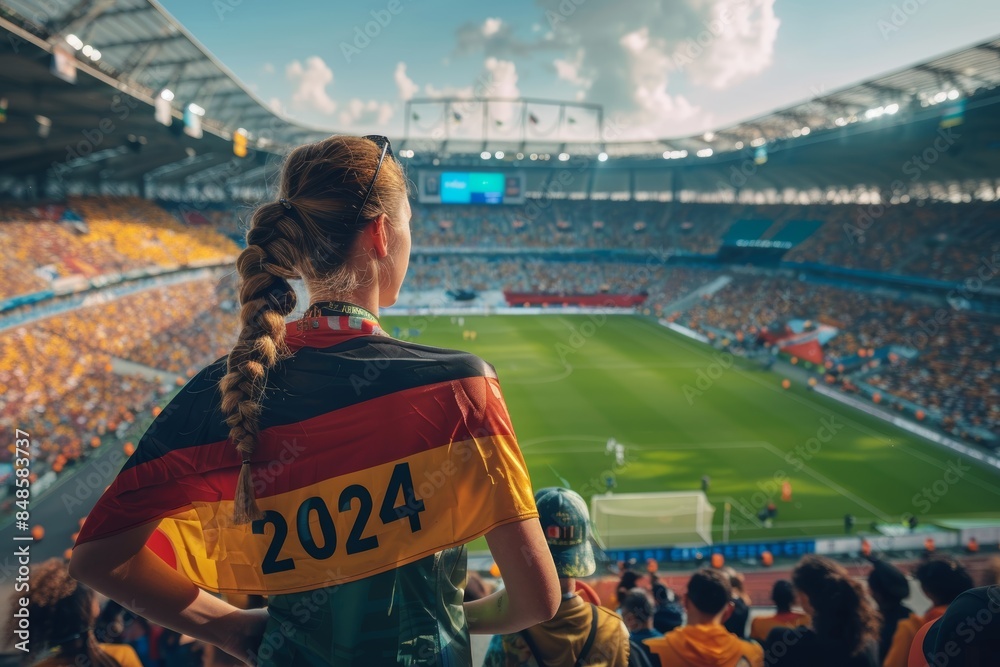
left=369, top=213, right=390, bottom=259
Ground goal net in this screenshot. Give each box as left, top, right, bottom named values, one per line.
left=590, top=491, right=715, bottom=550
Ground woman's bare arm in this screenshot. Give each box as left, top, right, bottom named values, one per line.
left=69, top=524, right=267, bottom=663
left=464, top=518, right=560, bottom=635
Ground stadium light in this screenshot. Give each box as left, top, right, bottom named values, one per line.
left=734, top=141, right=744, bottom=149
left=529, top=153, right=538, bottom=160
left=187, top=103, right=205, bottom=116
left=750, top=137, right=766, bottom=147
left=791, top=129, right=801, bottom=138
left=480, top=151, right=491, bottom=160
left=515, top=152, right=524, bottom=160
left=66, top=34, right=83, bottom=50
left=558, top=152, right=570, bottom=161
left=884, top=103, right=899, bottom=115
left=598, top=152, right=608, bottom=162
left=160, top=89, right=175, bottom=101
left=495, top=151, right=504, bottom=159
left=864, top=106, right=885, bottom=119
left=933, top=91, right=947, bottom=104
left=947, top=89, right=960, bottom=100
left=89, top=49, right=101, bottom=62
left=834, top=117, right=847, bottom=126
left=800, top=126, right=810, bottom=135
left=696, top=148, right=713, bottom=158
left=662, top=150, right=672, bottom=159
left=703, top=131, right=715, bottom=142
left=81, top=44, right=93, bottom=57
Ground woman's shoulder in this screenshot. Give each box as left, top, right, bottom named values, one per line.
left=366, top=337, right=498, bottom=381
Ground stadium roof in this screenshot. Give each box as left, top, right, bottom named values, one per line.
left=0, top=0, right=998, bottom=199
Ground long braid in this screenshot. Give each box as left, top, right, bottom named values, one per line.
left=220, top=206, right=303, bottom=524
left=218, top=135, right=408, bottom=525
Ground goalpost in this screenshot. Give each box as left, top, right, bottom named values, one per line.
left=590, top=491, right=716, bottom=550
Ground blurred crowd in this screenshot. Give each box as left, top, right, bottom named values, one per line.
left=0, top=197, right=239, bottom=300
left=0, top=277, right=238, bottom=473
left=671, top=275, right=999, bottom=443
left=8, top=550, right=998, bottom=666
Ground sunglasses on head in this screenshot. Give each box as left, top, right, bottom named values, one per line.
left=354, top=135, right=393, bottom=227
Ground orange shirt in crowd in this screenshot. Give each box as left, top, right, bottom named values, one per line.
left=883, top=605, right=947, bottom=667
left=645, top=623, right=764, bottom=667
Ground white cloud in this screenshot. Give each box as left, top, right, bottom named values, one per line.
left=482, top=17, right=503, bottom=37
left=674, top=0, right=780, bottom=89
left=394, top=62, right=419, bottom=101
left=553, top=48, right=589, bottom=89
left=285, top=56, right=337, bottom=115
left=268, top=97, right=286, bottom=115
left=338, top=99, right=394, bottom=128
left=424, top=82, right=475, bottom=99
left=530, top=0, right=780, bottom=138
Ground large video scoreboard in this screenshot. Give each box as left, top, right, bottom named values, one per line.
left=418, top=170, right=526, bottom=205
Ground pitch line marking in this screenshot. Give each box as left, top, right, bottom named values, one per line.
left=757, top=441, right=893, bottom=521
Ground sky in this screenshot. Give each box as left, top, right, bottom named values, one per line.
left=158, top=0, right=1000, bottom=141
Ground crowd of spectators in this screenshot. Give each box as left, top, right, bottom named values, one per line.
left=669, top=274, right=999, bottom=442
left=0, top=198, right=239, bottom=300
left=0, top=276, right=238, bottom=473
left=404, top=259, right=716, bottom=312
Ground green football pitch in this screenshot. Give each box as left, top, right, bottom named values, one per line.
left=382, top=313, right=1000, bottom=544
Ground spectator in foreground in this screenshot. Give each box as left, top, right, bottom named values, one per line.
left=69, top=135, right=561, bottom=665
left=866, top=559, right=913, bottom=662
left=644, top=569, right=764, bottom=667
left=749, top=580, right=810, bottom=642
left=883, top=555, right=974, bottom=667
left=908, top=586, right=1000, bottom=667
left=4, top=559, right=142, bottom=667
left=483, top=487, right=632, bottom=667
left=764, top=555, right=879, bottom=667
left=722, top=567, right=751, bottom=639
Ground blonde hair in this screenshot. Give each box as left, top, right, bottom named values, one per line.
left=220, top=135, right=407, bottom=524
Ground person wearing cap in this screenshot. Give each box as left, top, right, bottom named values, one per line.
left=907, top=586, right=1000, bottom=667
left=883, top=555, right=974, bottom=667
left=866, top=559, right=914, bottom=662
left=749, top=580, right=810, bottom=643
left=481, top=487, right=632, bottom=667
left=644, top=569, right=764, bottom=667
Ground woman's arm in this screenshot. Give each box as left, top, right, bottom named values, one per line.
left=69, top=524, right=267, bottom=664
left=464, top=518, right=560, bottom=635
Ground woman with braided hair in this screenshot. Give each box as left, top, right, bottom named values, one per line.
left=5, top=558, right=142, bottom=666
left=70, top=135, right=560, bottom=666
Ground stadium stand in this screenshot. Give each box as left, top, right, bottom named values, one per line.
left=0, top=276, right=237, bottom=478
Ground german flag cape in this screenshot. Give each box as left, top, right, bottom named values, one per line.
left=76, top=314, right=537, bottom=595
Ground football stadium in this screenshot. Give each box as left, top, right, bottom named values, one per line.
left=1, top=0, right=999, bottom=664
